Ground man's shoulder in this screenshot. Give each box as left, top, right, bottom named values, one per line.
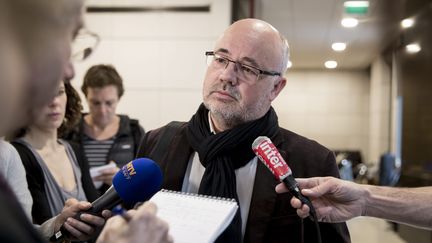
left=276, top=127, right=332, bottom=159
left=277, top=127, right=329, bottom=149
left=147, top=121, right=188, bottom=134
left=136, top=121, right=190, bottom=166
left=139, top=121, right=187, bottom=148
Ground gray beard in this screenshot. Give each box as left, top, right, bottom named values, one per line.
left=203, top=97, right=270, bottom=130
left=203, top=83, right=272, bottom=129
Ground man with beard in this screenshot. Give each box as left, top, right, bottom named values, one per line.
left=137, top=18, right=351, bottom=243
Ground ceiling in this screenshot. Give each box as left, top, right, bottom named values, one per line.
left=236, top=0, right=406, bottom=70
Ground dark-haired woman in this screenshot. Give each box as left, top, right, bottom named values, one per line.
left=11, top=81, right=99, bottom=225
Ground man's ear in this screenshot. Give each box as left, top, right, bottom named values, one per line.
left=270, top=77, right=286, bottom=101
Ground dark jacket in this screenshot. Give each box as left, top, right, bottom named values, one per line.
left=64, top=114, right=145, bottom=169
left=11, top=141, right=99, bottom=225
left=137, top=122, right=351, bottom=243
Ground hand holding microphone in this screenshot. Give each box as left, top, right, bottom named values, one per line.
left=50, top=158, right=163, bottom=242
left=48, top=198, right=109, bottom=241
left=277, top=176, right=368, bottom=223
left=89, top=157, right=163, bottom=213
left=252, top=136, right=313, bottom=209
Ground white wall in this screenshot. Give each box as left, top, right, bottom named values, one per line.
left=368, top=57, right=391, bottom=165
left=72, top=1, right=376, bottom=162
left=72, top=0, right=231, bottom=131
left=273, top=70, right=371, bottom=161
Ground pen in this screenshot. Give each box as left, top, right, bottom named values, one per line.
left=112, top=205, right=131, bottom=222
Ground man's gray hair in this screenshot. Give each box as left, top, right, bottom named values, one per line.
left=279, top=33, right=290, bottom=76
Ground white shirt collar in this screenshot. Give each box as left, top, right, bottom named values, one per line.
left=208, top=111, right=216, bottom=134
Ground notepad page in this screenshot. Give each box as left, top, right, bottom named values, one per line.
left=150, top=190, right=238, bottom=243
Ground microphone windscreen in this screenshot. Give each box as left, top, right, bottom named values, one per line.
left=112, top=158, right=163, bottom=205
left=252, top=136, right=292, bottom=180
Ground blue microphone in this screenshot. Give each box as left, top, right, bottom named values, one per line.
left=50, top=158, right=163, bottom=242
left=91, top=158, right=163, bottom=211
left=113, top=157, right=163, bottom=204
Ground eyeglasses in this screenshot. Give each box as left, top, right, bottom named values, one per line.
left=205, top=51, right=281, bottom=83
left=71, top=29, right=100, bottom=62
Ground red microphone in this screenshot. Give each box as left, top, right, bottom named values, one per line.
left=253, top=136, right=322, bottom=242
left=252, top=136, right=310, bottom=205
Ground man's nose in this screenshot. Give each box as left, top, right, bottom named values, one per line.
left=219, top=61, right=238, bottom=85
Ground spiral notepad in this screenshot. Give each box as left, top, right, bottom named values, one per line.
left=150, top=189, right=238, bottom=243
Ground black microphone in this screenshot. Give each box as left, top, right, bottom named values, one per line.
left=50, top=158, right=163, bottom=242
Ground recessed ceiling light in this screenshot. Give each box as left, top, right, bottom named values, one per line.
left=287, top=61, right=293, bottom=69
left=332, top=42, right=346, bottom=51
left=401, top=18, right=415, bottom=28
left=341, top=18, right=359, bottom=28
left=325, top=60, right=338, bottom=69
left=406, top=43, right=421, bottom=53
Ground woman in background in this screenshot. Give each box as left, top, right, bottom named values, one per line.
left=12, top=81, right=99, bottom=225
left=64, top=64, right=144, bottom=193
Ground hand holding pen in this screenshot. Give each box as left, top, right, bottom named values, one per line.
left=97, top=202, right=173, bottom=243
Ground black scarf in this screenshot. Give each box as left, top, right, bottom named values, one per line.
left=186, top=104, right=279, bottom=242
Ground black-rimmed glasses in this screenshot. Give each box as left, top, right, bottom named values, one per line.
left=205, top=51, right=281, bottom=83
left=72, top=29, right=100, bottom=62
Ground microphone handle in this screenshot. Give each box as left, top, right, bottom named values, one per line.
left=282, top=175, right=314, bottom=211
left=90, top=186, right=122, bottom=213
left=282, top=175, right=322, bottom=243
left=49, top=187, right=122, bottom=242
